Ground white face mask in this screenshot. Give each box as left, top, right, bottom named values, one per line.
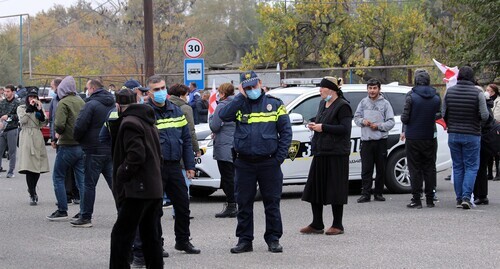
left=484, top=91, right=490, bottom=99
left=186, top=95, right=190, bottom=103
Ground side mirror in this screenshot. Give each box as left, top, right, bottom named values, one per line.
left=289, top=113, right=304, bottom=125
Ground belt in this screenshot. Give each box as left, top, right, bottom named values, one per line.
left=236, top=153, right=274, bottom=163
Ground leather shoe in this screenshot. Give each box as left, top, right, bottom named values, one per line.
left=474, top=198, right=489, bottom=205
left=267, top=241, right=283, bottom=253
left=175, top=241, right=200, bottom=254
left=373, top=194, right=386, bottom=201
left=357, top=195, right=370, bottom=203
left=325, top=227, right=344, bottom=235
left=299, top=225, right=324, bottom=234
left=162, top=247, right=169, bottom=257
left=230, top=242, right=253, bottom=254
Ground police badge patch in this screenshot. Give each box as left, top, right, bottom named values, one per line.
left=267, top=104, right=272, bottom=111
left=288, top=140, right=301, bottom=161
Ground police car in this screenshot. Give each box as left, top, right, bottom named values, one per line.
left=191, top=79, right=451, bottom=197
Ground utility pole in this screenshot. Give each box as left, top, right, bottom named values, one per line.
left=144, top=0, right=154, bottom=79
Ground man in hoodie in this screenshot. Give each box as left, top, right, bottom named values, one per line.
left=46, top=76, right=86, bottom=221
left=401, top=69, right=441, bottom=209
left=110, top=89, right=163, bottom=269
left=71, top=79, right=115, bottom=227
left=354, top=78, right=395, bottom=203
left=443, top=66, right=489, bottom=209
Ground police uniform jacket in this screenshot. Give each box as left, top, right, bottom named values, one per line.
left=147, top=99, right=195, bottom=170
left=218, top=91, right=292, bottom=164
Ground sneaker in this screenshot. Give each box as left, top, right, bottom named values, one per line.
left=357, top=195, right=370, bottom=203
left=456, top=200, right=463, bottom=208
left=6, top=173, right=14, bottom=178
left=407, top=200, right=422, bottom=209
left=46, top=210, right=68, bottom=221
left=72, top=213, right=81, bottom=220
left=70, top=218, right=92, bottom=228
left=461, top=199, right=472, bottom=210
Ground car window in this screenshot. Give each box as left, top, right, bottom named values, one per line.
left=290, top=96, right=322, bottom=122
left=343, top=92, right=367, bottom=113
left=266, top=93, right=300, bottom=106
left=384, top=92, right=406, bottom=116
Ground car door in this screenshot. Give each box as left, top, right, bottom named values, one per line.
left=343, top=91, right=368, bottom=178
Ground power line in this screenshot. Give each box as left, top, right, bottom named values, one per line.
left=260, top=0, right=419, bottom=4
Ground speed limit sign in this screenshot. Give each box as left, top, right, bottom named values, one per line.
left=183, top=38, right=205, bottom=58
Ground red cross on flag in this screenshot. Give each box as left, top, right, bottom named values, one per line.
left=432, top=58, right=459, bottom=89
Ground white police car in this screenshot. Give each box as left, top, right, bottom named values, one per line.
left=191, top=79, right=451, bottom=197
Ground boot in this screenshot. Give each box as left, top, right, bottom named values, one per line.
left=215, top=203, right=237, bottom=218
left=30, top=195, right=38, bottom=206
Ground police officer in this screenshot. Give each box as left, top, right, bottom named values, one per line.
left=219, top=71, right=292, bottom=254
left=146, top=75, right=200, bottom=254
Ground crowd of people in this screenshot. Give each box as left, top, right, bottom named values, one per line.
left=0, top=65, right=498, bottom=268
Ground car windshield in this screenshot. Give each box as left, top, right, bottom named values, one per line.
left=265, top=93, right=300, bottom=106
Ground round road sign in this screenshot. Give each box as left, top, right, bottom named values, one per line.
left=183, top=38, right=205, bottom=59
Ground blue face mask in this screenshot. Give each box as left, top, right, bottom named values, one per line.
left=153, top=90, right=167, bottom=104
left=246, top=89, right=262, bottom=100
left=324, top=95, right=332, bottom=102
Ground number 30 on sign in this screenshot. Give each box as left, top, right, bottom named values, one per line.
left=183, top=38, right=205, bottom=59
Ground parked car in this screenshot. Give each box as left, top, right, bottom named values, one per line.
left=191, top=80, right=452, bottom=197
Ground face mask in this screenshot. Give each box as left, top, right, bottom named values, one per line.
left=153, top=90, right=167, bottom=104
left=216, top=92, right=221, bottom=101
left=139, top=95, right=144, bottom=104
left=246, top=89, right=262, bottom=100
left=484, top=92, right=490, bottom=100
left=186, top=95, right=190, bottom=103
left=49, top=91, right=57, bottom=99
left=324, top=95, right=332, bottom=102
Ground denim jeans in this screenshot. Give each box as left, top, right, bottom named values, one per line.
left=52, top=146, right=85, bottom=212
left=448, top=133, right=481, bottom=201
left=81, top=153, right=113, bottom=220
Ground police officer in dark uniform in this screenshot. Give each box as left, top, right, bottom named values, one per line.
left=146, top=75, right=200, bottom=255
left=219, top=71, right=292, bottom=254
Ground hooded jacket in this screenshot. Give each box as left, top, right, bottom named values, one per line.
left=54, top=76, right=85, bottom=145
left=112, top=104, right=163, bottom=206
left=401, top=85, right=441, bottom=140
left=354, top=94, right=395, bottom=141
left=74, top=88, right=115, bottom=154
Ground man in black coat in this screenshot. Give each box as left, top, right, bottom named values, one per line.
left=109, top=89, right=164, bottom=269
left=71, top=79, right=115, bottom=227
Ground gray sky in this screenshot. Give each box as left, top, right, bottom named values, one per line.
left=0, top=0, right=77, bottom=18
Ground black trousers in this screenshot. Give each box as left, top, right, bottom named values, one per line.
left=110, top=198, right=163, bottom=269
left=217, top=160, right=235, bottom=203
left=406, top=139, right=437, bottom=200
left=160, top=161, right=191, bottom=244
left=25, top=171, right=40, bottom=197
left=360, top=139, right=387, bottom=196
left=474, top=148, right=492, bottom=199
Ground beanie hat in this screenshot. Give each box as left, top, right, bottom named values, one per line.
left=115, top=89, right=136, bottom=105
left=414, top=69, right=430, bottom=86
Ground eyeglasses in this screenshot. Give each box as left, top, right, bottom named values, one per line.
left=151, top=86, right=166, bottom=92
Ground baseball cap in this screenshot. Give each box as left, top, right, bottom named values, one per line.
left=240, top=71, right=260, bottom=88
left=115, top=89, right=136, bottom=105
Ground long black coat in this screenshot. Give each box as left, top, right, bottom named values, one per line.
left=112, top=104, right=163, bottom=207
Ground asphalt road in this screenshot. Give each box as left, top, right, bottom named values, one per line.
left=0, top=146, right=499, bottom=268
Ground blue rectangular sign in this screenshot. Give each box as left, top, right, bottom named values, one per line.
left=184, top=58, right=205, bottom=89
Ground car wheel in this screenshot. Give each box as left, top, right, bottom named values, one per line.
left=385, top=148, right=412, bottom=194
left=189, top=187, right=216, bottom=197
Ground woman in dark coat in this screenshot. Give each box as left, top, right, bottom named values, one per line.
left=301, top=77, right=352, bottom=235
